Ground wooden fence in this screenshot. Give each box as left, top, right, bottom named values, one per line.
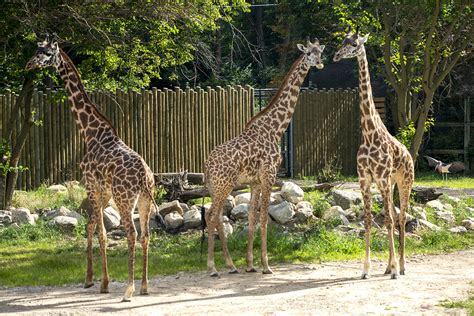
left=0, top=86, right=254, bottom=190
left=292, top=88, right=360, bottom=176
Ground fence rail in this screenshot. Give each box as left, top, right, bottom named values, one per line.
left=0, top=86, right=254, bottom=190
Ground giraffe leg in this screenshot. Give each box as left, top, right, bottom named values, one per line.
left=379, top=182, right=399, bottom=279
left=97, top=203, right=109, bottom=293
left=137, top=194, right=152, bottom=295
left=84, top=211, right=97, bottom=289
left=359, top=175, right=373, bottom=279
left=397, top=180, right=412, bottom=276
left=246, top=185, right=261, bottom=273
left=117, top=197, right=139, bottom=302
left=259, top=182, right=273, bottom=275
left=216, top=211, right=237, bottom=274
left=206, top=205, right=219, bottom=277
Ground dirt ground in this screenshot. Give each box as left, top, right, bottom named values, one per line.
left=0, top=250, right=472, bottom=315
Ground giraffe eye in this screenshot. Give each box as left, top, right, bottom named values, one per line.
left=352, top=43, right=358, bottom=47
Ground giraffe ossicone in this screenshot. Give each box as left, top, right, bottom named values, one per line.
left=334, top=29, right=414, bottom=279
left=26, top=36, right=159, bottom=301
left=203, top=38, right=325, bottom=277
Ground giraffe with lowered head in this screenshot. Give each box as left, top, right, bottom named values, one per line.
left=333, top=28, right=414, bottom=279
left=26, top=36, right=158, bottom=301
left=204, top=39, right=325, bottom=277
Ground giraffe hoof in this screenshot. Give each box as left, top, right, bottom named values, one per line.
left=246, top=267, right=257, bottom=273
left=210, top=271, right=219, bottom=278
left=100, top=288, right=109, bottom=294
left=384, top=269, right=391, bottom=275
left=262, top=268, right=273, bottom=275
left=391, top=273, right=399, bottom=279
left=361, top=273, right=369, bottom=279
left=400, top=270, right=405, bottom=275
left=140, top=290, right=149, bottom=296
left=121, top=297, right=132, bottom=303
left=84, top=282, right=94, bottom=289
left=229, top=268, right=239, bottom=274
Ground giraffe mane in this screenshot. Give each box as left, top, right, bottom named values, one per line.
left=245, top=54, right=304, bottom=129
left=59, top=49, right=117, bottom=135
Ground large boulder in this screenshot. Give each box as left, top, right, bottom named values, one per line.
left=183, top=208, right=202, bottom=229
left=103, top=206, right=121, bottom=231
left=434, top=211, right=455, bottom=224
left=426, top=200, right=444, bottom=211
left=294, top=201, right=315, bottom=223
left=449, top=226, right=467, bottom=234
left=49, top=216, right=78, bottom=233
left=11, top=208, right=35, bottom=226
left=47, top=184, right=67, bottom=193
left=44, top=206, right=83, bottom=221
left=231, top=204, right=249, bottom=221
left=280, top=182, right=304, bottom=204
left=268, top=201, right=295, bottom=225
left=461, top=219, right=474, bottom=230
left=222, top=216, right=233, bottom=238
left=158, top=200, right=183, bottom=217
left=332, top=190, right=362, bottom=209
left=234, top=193, right=251, bottom=206
left=270, top=192, right=284, bottom=205
left=164, top=211, right=184, bottom=230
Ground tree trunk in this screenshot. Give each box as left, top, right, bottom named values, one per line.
left=3, top=76, right=35, bottom=208
left=409, top=92, right=434, bottom=160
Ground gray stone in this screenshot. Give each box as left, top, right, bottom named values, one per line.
left=231, top=204, right=249, bottom=221
left=294, top=201, right=315, bottom=223
left=449, top=226, right=467, bottom=234
left=103, top=206, right=121, bottom=231
left=222, top=216, right=233, bottom=238
left=47, top=184, right=68, bottom=193
left=234, top=193, right=251, bottom=206
left=223, top=195, right=236, bottom=217
left=323, top=206, right=344, bottom=221
left=280, top=182, right=304, bottom=204
left=443, top=203, right=454, bottom=212
left=411, top=206, right=427, bottom=221
left=9, top=222, right=20, bottom=229
left=44, top=206, right=83, bottom=221
left=49, top=216, right=78, bottom=233
left=444, top=195, right=461, bottom=204
left=405, top=219, right=420, bottom=233
left=466, top=207, right=474, bottom=214
left=332, top=190, right=362, bottom=209
left=426, top=200, right=444, bottom=211
left=11, top=208, right=35, bottom=225
left=183, top=208, right=202, bottom=229
left=270, top=192, right=284, bottom=205
left=164, top=211, right=184, bottom=229
left=461, top=219, right=474, bottom=230
left=435, top=211, right=455, bottom=224
left=268, top=201, right=295, bottom=224
left=179, top=203, right=190, bottom=214
left=0, top=210, right=12, bottom=225
left=418, top=219, right=441, bottom=231
left=158, top=200, right=183, bottom=217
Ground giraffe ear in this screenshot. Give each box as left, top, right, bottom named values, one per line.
left=360, top=33, right=369, bottom=44
left=297, top=43, right=307, bottom=53
left=51, top=41, right=59, bottom=51
left=319, top=45, right=325, bottom=52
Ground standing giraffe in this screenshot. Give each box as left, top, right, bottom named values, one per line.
left=204, top=39, right=325, bottom=277
left=26, top=37, right=156, bottom=301
left=333, top=29, right=414, bottom=279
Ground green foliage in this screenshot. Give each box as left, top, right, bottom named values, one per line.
left=0, top=138, right=28, bottom=176
left=316, top=156, right=342, bottom=183
left=414, top=172, right=474, bottom=189
left=0, top=219, right=63, bottom=244
left=440, top=288, right=474, bottom=316
left=396, top=118, right=435, bottom=148
left=305, top=190, right=332, bottom=218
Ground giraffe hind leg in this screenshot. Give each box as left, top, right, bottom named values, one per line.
left=137, top=193, right=152, bottom=295
left=359, top=173, right=373, bottom=279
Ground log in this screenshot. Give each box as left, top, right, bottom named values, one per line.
left=155, top=172, right=204, bottom=185
left=411, top=186, right=443, bottom=203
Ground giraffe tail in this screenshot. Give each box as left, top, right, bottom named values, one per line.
left=200, top=198, right=207, bottom=256
left=143, top=187, right=167, bottom=230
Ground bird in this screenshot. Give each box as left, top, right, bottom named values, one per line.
left=424, top=155, right=466, bottom=180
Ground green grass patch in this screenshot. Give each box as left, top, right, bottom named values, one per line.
left=414, top=172, right=474, bottom=189
left=440, top=283, right=474, bottom=315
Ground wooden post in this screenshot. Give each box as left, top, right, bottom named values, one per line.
left=464, top=97, right=471, bottom=172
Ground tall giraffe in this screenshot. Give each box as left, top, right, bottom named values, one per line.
left=204, top=39, right=325, bottom=277
left=26, top=37, right=157, bottom=301
left=333, top=30, right=414, bottom=279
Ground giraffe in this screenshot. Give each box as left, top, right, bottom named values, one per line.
left=204, top=39, right=325, bottom=277
left=333, top=29, right=414, bottom=279
left=26, top=37, right=157, bottom=301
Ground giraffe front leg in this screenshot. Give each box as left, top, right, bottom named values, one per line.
left=206, top=207, right=219, bottom=277
left=359, top=175, right=373, bottom=279
left=397, top=183, right=411, bottom=276
left=97, top=207, right=109, bottom=293
left=259, top=185, right=273, bottom=275
left=380, top=184, right=399, bottom=279
left=138, top=195, right=151, bottom=295
left=246, top=185, right=261, bottom=273
left=84, top=213, right=97, bottom=289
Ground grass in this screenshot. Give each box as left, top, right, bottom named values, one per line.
left=440, top=282, right=474, bottom=315
left=414, top=172, right=474, bottom=189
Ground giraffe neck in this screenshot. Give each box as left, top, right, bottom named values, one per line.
left=57, top=50, right=116, bottom=145
left=357, top=47, right=384, bottom=140
left=247, top=55, right=309, bottom=140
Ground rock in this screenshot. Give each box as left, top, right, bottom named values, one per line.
left=443, top=203, right=454, bottom=212
left=44, top=206, right=83, bottom=221
left=47, top=184, right=68, bottom=193
left=434, top=211, right=455, bottom=224
left=0, top=210, right=12, bottom=226
left=179, top=203, right=190, bottom=214
left=268, top=201, right=295, bottom=224
left=461, top=219, right=474, bottom=230
left=280, top=182, right=304, bottom=204
left=294, top=201, right=315, bottom=223
left=222, top=216, right=233, bottom=238
left=103, top=206, right=121, bottom=231
left=9, top=222, right=20, bottom=229
left=158, top=200, right=183, bottom=217
left=323, top=206, right=344, bottom=221
left=183, top=208, right=202, bottom=229
left=418, top=219, right=441, bottom=231
left=223, top=195, right=236, bottom=217
left=411, top=206, right=427, bottom=221
left=449, top=226, right=467, bottom=234
left=405, top=219, right=420, bottom=233
left=332, top=190, right=362, bottom=209
left=164, top=211, right=184, bottom=230
left=270, top=192, right=284, bottom=205
left=466, top=207, right=474, bottom=214
left=231, top=204, right=249, bottom=221
left=78, top=198, right=93, bottom=217
left=444, top=195, right=460, bottom=204
left=149, top=217, right=160, bottom=232
left=234, top=193, right=251, bottom=206
left=49, top=216, right=78, bottom=232
left=342, top=208, right=357, bottom=221
left=11, top=208, right=35, bottom=225
left=336, top=225, right=364, bottom=237
left=426, top=200, right=444, bottom=211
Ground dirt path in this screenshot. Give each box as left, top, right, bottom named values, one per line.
left=0, top=250, right=472, bottom=315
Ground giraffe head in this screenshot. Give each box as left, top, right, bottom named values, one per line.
left=25, top=35, right=61, bottom=70
left=297, top=38, right=325, bottom=69
left=333, top=27, right=369, bottom=62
